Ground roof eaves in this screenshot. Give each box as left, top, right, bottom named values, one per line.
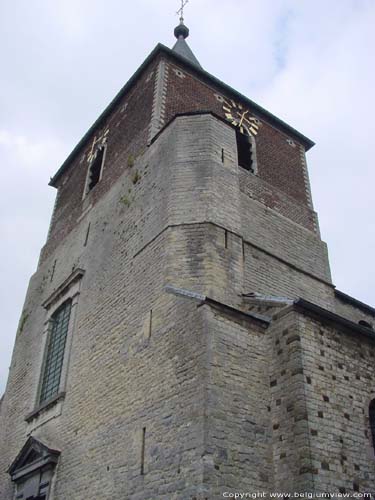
left=49, top=43, right=165, bottom=187
left=165, top=284, right=270, bottom=326
left=294, top=298, right=375, bottom=341
left=157, top=44, right=315, bottom=151
left=334, top=289, right=375, bottom=316
left=203, top=296, right=271, bottom=326
left=49, top=42, right=315, bottom=188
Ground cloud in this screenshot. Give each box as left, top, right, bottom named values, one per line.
left=253, top=0, right=375, bottom=299
left=0, top=130, right=66, bottom=167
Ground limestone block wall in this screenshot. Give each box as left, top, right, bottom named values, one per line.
left=0, top=118, right=219, bottom=498
left=0, top=116, right=203, bottom=498
left=201, top=304, right=272, bottom=497
left=243, top=242, right=334, bottom=310
left=3, top=109, right=372, bottom=500
left=48, top=293, right=208, bottom=500
left=39, top=56, right=159, bottom=265
left=334, top=292, right=375, bottom=327
left=162, top=113, right=241, bottom=234
left=0, top=112, right=254, bottom=499
left=163, top=57, right=314, bottom=216
left=159, top=114, right=333, bottom=310
left=163, top=114, right=333, bottom=310
left=238, top=168, right=318, bottom=233
left=298, top=311, right=375, bottom=493
left=160, top=114, right=244, bottom=305
left=240, top=194, right=331, bottom=285
left=267, top=308, right=316, bottom=492
left=267, top=306, right=375, bottom=494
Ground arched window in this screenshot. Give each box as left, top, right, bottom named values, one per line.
left=84, top=144, right=106, bottom=196
left=236, top=130, right=257, bottom=173
left=370, top=400, right=375, bottom=453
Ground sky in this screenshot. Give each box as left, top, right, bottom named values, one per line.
left=0, top=0, right=374, bottom=394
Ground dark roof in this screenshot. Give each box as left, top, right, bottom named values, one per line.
left=335, top=289, right=375, bottom=316
left=295, top=298, right=375, bottom=341
left=172, top=37, right=202, bottom=68
left=49, top=43, right=315, bottom=187
left=165, top=284, right=270, bottom=326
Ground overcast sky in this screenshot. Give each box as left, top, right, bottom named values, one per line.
left=0, top=0, right=374, bottom=394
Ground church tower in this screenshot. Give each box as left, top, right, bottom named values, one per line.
left=1, top=17, right=375, bottom=500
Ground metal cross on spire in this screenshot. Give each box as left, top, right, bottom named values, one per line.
left=176, top=0, right=189, bottom=22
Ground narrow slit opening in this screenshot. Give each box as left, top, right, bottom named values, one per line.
left=140, top=427, right=146, bottom=475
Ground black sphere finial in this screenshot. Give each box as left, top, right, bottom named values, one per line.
left=174, top=20, right=189, bottom=39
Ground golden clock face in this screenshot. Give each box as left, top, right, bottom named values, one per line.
left=222, top=99, right=259, bottom=136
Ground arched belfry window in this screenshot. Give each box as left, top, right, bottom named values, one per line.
left=370, top=400, right=375, bottom=453
left=84, top=144, right=107, bottom=197
left=235, top=129, right=257, bottom=174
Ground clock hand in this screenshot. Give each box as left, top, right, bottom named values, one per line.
left=239, top=110, right=248, bottom=127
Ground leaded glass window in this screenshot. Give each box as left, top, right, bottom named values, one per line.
left=39, top=300, right=72, bottom=403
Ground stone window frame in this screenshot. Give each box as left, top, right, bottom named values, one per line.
left=25, top=269, right=84, bottom=422
left=248, top=134, right=258, bottom=175
left=38, top=298, right=72, bottom=404
left=8, top=436, right=60, bottom=500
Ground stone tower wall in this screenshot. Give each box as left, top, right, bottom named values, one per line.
left=200, top=303, right=272, bottom=497
left=299, top=311, right=375, bottom=493
left=267, top=306, right=375, bottom=493
left=163, top=58, right=317, bottom=227
left=40, top=51, right=321, bottom=272
left=0, top=112, right=332, bottom=499
left=39, top=56, right=159, bottom=265
left=0, top=116, right=217, bottom=499
left=1, top=55, right=374, bottom=498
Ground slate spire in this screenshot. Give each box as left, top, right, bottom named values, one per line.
left=172, top=19, right=202, bottom=69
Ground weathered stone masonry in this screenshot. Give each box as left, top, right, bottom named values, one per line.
left=1, top=39, right=374, bottom=500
